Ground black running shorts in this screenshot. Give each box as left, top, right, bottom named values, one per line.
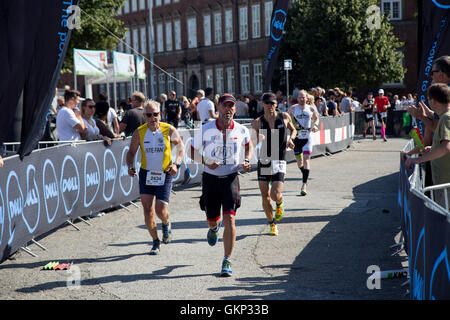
left=199, top=172, right=241, bottom=221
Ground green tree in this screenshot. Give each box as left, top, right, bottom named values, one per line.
left=274, top=0, right=405, bottom=91
left=63, top=0, right=127, bottom=73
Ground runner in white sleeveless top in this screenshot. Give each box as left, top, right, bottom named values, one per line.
left=289, top=90, right=320, bottom=196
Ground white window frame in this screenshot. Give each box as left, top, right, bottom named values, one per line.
left=226, top=66, right=235, bottom=94
left=205, top=69, right=214, bottom=89
left=203, top=14, right=212, bottom=46
left=156, top=23, right=164, bottom=52
left=140, top=26, right=147, bottom=54
left=252, top=4, right=261, bottom=39
left=159, top=73, right=166, bottom=95
left=239, top=7, right=248, bottom=40
left=187, top=17, right=198, bottom=48
left=174, top=20, right=181, bottom=50
left=264, top=1, right=273, bottom=37
left=225, top=9, right=233, bottom=43
left=139, top=0, right=146, bottom=11
left=165, top=21, right=173, bottom=51
left=214, top=12, right=222, bottom=45
left=381, top=0, right=402, bottom=21
left=240, top=64, right=250, bottom=94
left=253, top=63, right=263, bottom=93
left=215, top=67, right=224, bottom=94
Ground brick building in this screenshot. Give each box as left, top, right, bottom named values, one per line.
left=62, top=0, right=418, bottom=104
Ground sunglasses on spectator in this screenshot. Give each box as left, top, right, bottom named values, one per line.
left=146, top=112, right=160, bottom=117
left=88, top=105, right=95, bottom=109
left=431, top=69, right=440, bottom=74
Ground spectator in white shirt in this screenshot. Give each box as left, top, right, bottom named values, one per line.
left=197, top=87, right=218, bottom=124
left=56, top=89, right=87, bottom=141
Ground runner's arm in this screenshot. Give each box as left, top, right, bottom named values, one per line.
left=126, top=129, right=140, bottom=177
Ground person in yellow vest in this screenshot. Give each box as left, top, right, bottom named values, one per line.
left=126, top=100, right=185, bottom=255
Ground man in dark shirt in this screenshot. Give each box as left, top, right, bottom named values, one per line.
left=327, top=90, right=339, bottom=117
left=120, top=91, right=146, bottom=136
left=164, top=91, right=182, bottom=128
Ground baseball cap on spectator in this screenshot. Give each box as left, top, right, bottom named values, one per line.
left=218, top=93, right=237, bottom=105
left=262, top=92, right=277, bottom=104
left=378, top=89, right=384, bottom=94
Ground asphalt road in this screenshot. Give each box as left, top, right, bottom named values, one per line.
left=0, top=136, right=410, bottom=301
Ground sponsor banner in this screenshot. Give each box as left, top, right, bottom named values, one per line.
left=0, top=1, right=80, bottom=158
left=399, top=151, right=450, bottom=299
left=136, top=55, right=146, bottom=80
left=263, top=0, right=289, bottom=92
left=113, top=51, right=136, bottom=78
left=0, top=115, right=354, bottom=261
left=74, top=49, right=109, bottom=76
left=416, top=1, right=450, bottom=136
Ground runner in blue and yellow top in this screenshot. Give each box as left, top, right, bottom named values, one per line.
left=126, top=100, right=184, bottom=255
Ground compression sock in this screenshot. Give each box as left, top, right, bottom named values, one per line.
left=302, top=168, right=310, bottom=184
left=381, top=127, right=386, bottom=138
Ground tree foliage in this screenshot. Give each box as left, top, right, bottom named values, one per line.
left=63, top=0, right=127, bottom=73
left=274, top=0, right=406, bottom=91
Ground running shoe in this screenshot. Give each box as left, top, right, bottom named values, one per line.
left=301, top=184, right=307, bottom=196
left=269, top=222, right=278, bottom=236
left=149, top=240, right=160, bottom=255
left=383, top=136, right=388, bottom=142
left=373, top=136, right=376, bottom=140
left=162, top=222, right=172, bottom=244
left=207, top=227, right=219, bottom=246
left=275, top=202, right=284, bottom=221
left=220, top=259, right=232, bottom=277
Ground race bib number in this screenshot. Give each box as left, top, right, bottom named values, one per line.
left=298, top=129, right=309, bottom=139
left=366, top=114, right=373, bottom=119
left=272, top=160, right=287, bottom=174
left=146, top=171, right=166, bottom=186
left=380, top=112, right=387, bottom=118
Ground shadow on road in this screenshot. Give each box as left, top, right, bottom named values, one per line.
left=211, top=172, right=408, bottom=300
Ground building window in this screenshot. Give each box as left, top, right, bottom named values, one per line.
left=225, top=9, right=233, bottom=43
left=216, top=67, right=224, bottom=94
left=155, top=0, right=161, bottom=7
left=187, top=17, right=197, bottom=48
left=152, top=74, right=157, bottom=98
left=159, top=73, right=166, bottom=95
left=140, top=26, right=147, bottom=54
left=176, top=71, right=183, bottom=96
left=164, top=0, right=170, bottom=5
left=203, top=14, right=211, bottom=46
left=253, top=63, right=263, bottom=93
left=124, top=0, right=130, bottom=14
left=173, top=0, right=179, bottom=3
left=165, top=21, right=173, bottom=51
left=214, top=12, right=222, bottom=45
left=149, top=25, right=155, bottom=53
left=252, top=4, right=261, bottom=39
left=168, top=72, right=175, bottom=92
left=205, top=69, right=214, bottom=88
left=239, top=7, right=248, bottom=40
left=226, top=66, right=235, bottom=94
left=132, top=29, right=139, bottom=52
left=381, top=0, right=402, bottom=20
left=132, top=0, right=137, bottom=12
left=174, top=20, right=181, bottom=50
left=156, top=23, right=164, bottom=52
left=139, top=0, right=146, bottom=11
left=125, top=30, right=131, bottom=53
left=240, top=64, right=250, bottom=93
left=264, top=1, right=273, bottom=37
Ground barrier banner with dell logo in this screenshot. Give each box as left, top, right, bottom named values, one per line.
left=0, top=1, right=79, bottom=159
left=263, top=0, right=289, bottom=92
left=399, top=155, right=450, bottom=299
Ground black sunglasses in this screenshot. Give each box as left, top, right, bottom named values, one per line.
left=88, top=105, right=95, bottom=109
left=431, top=69, right=440, bottom=74
left=146, top=112, right=160, bottom=117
